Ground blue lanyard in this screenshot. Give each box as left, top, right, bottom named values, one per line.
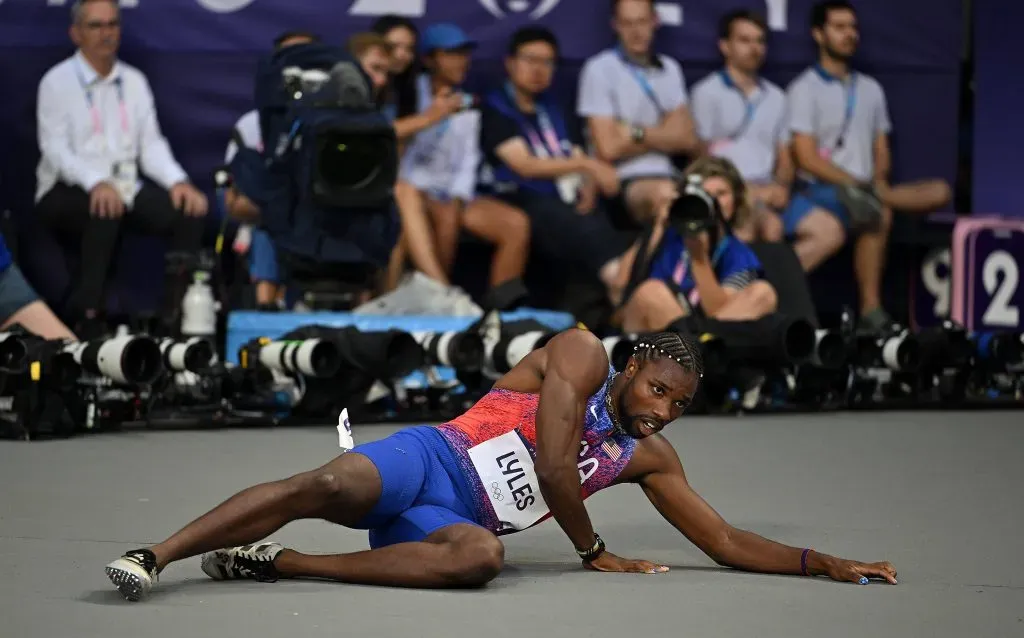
left=616, top=46, right=665, bottom=115
left=718, top=70, right=764, bottom=140
left=503, top=82, right=564, bottom=158
left=833, top=72, right=857, bottom=149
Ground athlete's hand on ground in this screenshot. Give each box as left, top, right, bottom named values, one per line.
left=824, top=558, right=897, bottom=585
left=584, top=551, right=669, bottom=574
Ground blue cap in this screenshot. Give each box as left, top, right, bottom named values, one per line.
left=419, top=23, right=477, bottom=53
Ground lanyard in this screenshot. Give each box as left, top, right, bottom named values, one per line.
left=833, top=72, right=857, bottom=149
left=672, top=237, right=728, bottom=286
left=503, top=82, right=564, bottom=158
left=719, top=70, right=764, bottom=141
left=75, top=62, right=129, bottom=139
left=616, top=47, right=665, bottom=115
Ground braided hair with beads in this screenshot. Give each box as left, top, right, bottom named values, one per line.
left=632, top=332, right=705, bottom=379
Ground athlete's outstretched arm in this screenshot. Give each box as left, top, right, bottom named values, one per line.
left=633, top=436, right=898, bottom=585
left=534, top=330, right=610, bottom=553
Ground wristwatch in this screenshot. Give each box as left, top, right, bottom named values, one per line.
left=630, top=125, right=646, bottom=144
left=576, top=533, right=606, bottom=561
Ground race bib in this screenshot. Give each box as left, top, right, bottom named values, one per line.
left=111, top=160, right=137, bottom=203
left=467, top=431, right=549, bottom=532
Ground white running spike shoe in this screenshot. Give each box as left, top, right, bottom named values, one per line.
left=201, top=542, right=285, bottom=583
left=105, top=549, right=159, bottom=602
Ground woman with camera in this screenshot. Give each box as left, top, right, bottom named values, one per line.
left=619, top=157, right=778, bottom=333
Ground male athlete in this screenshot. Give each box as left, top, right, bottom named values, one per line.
left=105, top=330, right=896, bottom=600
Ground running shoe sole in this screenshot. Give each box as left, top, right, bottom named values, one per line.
left=105, top=557, right=153, bottom=602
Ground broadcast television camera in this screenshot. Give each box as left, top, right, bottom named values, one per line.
left=228, top=42, right=400, bottom=294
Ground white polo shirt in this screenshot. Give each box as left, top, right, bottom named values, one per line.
left=225, top=109, right=263, bottom=163
left=35, top=50, right=189, bottom=203
left=577, top=48, right=689, bottom=180
left=786, top=65, right=891, bottom=183
left=690, top=70, right=788, bottom=184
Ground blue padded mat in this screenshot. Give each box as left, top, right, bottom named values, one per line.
left=225, top=308, right=576, bottom=386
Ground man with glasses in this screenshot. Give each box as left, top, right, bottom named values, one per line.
left=35, top=0, right=207, bottom=334
left=477, top=26, right=631, bottom=301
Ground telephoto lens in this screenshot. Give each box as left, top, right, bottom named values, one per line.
left=159, top=337, right=215, bottom=373
left=64, top=335, right=163, bottom=385
left=0, top=332, right=30, bottom=372
left=810, top=329, right=848, bottom=369
left=668, top=173, right=718, bottom=235
left=255, top=338, right=342, bottom=378
left=413, top=331, right=485, bottom=372
left=487, top=331, right=556, bottom=376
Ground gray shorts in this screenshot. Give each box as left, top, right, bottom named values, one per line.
left=0, top=264, right=40, bottom=325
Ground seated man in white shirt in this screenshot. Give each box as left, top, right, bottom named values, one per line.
left=578, top=0, right=701, bottom=226
left=691, top=10, right=792, bottom=244
left=397, top=24, right=529, bottom=293
left=34, top=0, right=207, bottom=328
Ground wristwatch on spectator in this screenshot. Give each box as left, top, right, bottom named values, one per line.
left=630, top=125, right=646, bottom=144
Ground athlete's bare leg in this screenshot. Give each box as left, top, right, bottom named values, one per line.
left=107, top=452, right=503, bottom=599
left=144, top=453, right=377, bottom=570
left=273, top=524, right=504, bottom=588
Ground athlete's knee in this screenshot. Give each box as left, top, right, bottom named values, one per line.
left=441, top=533, right=505, bottom=587
left=285, top=455, right=372, bottom=512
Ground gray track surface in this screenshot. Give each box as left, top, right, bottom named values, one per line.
left=2, top=411, right=1023, bottom=638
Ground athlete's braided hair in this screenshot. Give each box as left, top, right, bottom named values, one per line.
left=633, top=332, right=704, bottom=379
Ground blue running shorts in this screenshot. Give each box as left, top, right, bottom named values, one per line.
left=350, top=426, right=482, bottom=548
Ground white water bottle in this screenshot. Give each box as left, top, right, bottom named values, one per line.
left=181, top=270, right=218, bottom=337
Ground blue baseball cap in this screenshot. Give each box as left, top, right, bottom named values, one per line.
left=419, top=23, right=477, bottom=53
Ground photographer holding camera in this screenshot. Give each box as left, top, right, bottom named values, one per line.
left=619, top=157, right=778, bottom=333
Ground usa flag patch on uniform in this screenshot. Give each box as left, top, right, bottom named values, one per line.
left=601, top=440, right=622, bottom=461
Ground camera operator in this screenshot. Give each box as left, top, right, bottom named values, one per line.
left=223, top=31, right=319, bottom=309
left=0, top=233, right=77, bottom=340
left=224, top=31, right=398, bottom=308
left=619, top=157, right=778, bottom=333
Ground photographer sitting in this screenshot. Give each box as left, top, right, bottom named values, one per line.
left=619, top=157, right=778, bottom=333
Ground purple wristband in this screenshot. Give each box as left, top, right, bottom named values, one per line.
left=800, top=548, right=812, bottom=576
